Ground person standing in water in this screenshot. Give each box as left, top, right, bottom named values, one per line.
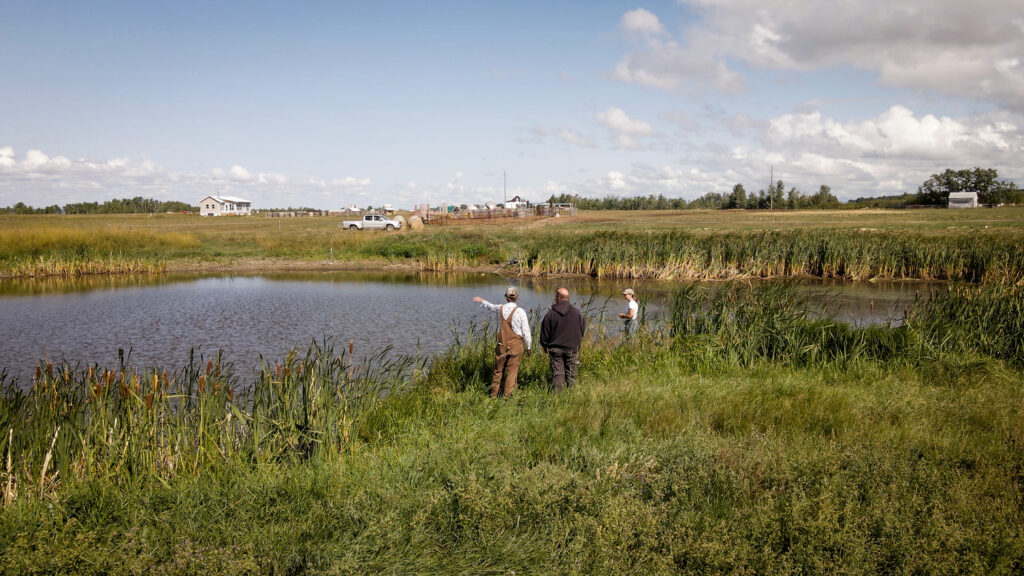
left=619, top=288, right=638, bottom=338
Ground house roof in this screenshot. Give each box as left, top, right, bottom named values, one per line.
left=215, top=195, right=251, bottom=203
left=949, top=192, right=978, bottom=199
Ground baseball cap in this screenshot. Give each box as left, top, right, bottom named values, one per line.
left=622, top=288, right=635, bottom=296
left=505, top=287, right=518, bottom=298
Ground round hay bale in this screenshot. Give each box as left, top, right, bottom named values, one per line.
left=408, top=215, right=424, bottom=231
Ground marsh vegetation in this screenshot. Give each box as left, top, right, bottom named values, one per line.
left=1, top=281, right=1021, bottom=574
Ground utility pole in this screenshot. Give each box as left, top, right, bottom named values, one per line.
left=769, top=164, right=774, bottom=211
left=504, top=170, right=507, bottom=205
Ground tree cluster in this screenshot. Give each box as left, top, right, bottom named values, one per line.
left=548, top=167, right=1019, bottom=211
left=1, top=197, right=197, bottom=215
left=916, top=167, right=1022, bottom=205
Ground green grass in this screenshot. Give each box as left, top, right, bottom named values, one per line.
left=1, top=284, right=1023, bottom=574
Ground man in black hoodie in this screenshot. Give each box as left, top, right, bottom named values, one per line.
left=540, top=287, right=586, bottom=392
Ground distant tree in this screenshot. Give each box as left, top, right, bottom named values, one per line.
left=845, top=193, right=917, bottom=209
left=917, top=167, right=999, bottom=205
left=727, top=184, right=747, bottom=209
left=807, top=185, right=839, bottom=208
left=4, top=197, right=197, bottom=215
left=690, top=192, right=726, bottom=209
left=769, top=180, right=785, bottom=209
left=754, top=190, right=768, bottom=210
left=787, top=187, right=802, bottom=209
left=984, top=180, right=1024, bottom=205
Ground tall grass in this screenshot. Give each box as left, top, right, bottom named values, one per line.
left=669, top=280, right=1024, bottom=369
left=0, top=341, right=419, bottom=498
left=525, top=229, right=1024, bottom=282
left=0, top=226, right=188, bottom=277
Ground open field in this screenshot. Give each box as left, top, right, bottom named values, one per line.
left=1, top=282, right=1022, bottom=574
left=3, top=207, right=1024, bottom=282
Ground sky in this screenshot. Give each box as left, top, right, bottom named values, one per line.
left=1, top=0, right=1023, bottom=210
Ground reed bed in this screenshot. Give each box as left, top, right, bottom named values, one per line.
left=0, top=341, right=420, bottom=501
left=521, top=229, right=1024, bottom=282
left=669, top=280, right=1024, bottom=369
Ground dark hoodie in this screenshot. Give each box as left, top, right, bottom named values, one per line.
left=540, top=300, right=585, bottom=351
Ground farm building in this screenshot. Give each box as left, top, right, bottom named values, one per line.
left=199, top=195, right=252, bottom=216
left=948, top=191, right=979, bottom=208
left=504, top=195, right=531, bottom=210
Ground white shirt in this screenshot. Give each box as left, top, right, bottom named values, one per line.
left=478, top=300, right=532, bottom=350
left=625, top=300, right=638, bottom=319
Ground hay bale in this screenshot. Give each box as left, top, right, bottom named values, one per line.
left=408, top=215, right=424, bottom=231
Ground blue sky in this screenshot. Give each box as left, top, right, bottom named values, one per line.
left=2, top=0, right=1022, bottom=209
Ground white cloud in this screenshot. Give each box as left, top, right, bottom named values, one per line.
left=767, top=105, right=1020, bottom=162
left=620, top=8, right=665, bottom=36
left=596, top=106, right=654, bottom=136
left=616, top=1, right=1024, bottom=108
left=614, top=37, right=746, bottom=93
left=546, top=104, right=1022, bottom=201
left=555, top=127, right=596, bottom=148
left=229, top=165, right=252, bottom=180
left=331, top=176, right=371, bottom=187
left=24, top=150, right=50, bottom=167
left=0, top=147, right=383, bottom=209
left=605, top=171, right=629, bottom=191
left=596, top=106, right=657, bottom=150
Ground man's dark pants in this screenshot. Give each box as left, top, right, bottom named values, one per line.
left=547, top=347, right=578, bottom=392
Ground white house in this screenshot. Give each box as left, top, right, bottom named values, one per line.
left=948, top=191, right=979, bottom=209
left=504, top=195, right=530, bottom=210
left=199, top=195, right=252, bottom=216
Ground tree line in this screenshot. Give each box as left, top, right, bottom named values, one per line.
left=549, top=167, right=1021, bottom=210
left=1, top=197, right=197, bottom=215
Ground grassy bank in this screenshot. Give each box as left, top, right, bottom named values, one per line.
left=3, top=209, right=1024, bottom=282
left=1, top=283, right=1022, bottom=574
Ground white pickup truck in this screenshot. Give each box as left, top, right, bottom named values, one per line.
left=342, top=214, right=403, bottom=231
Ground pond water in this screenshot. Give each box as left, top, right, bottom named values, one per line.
left=0, top=271, right=930, bottom=385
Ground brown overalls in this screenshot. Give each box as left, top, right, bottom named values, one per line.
left=491, top=304, right=524, bottom=398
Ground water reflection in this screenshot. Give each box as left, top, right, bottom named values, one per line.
left=0, top=271, right=933, bottom=385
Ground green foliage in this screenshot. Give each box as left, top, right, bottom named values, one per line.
left=547, top=192, right=692, bottom=210
left=917, top=167, right=1022, bottom=205
left=2, top=197, right=198, bottom=215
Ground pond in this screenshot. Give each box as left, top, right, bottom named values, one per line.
left=0, top=271, right=930, bottom=385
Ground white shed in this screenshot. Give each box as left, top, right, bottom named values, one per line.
left=948, top=191, right=978, bottom=208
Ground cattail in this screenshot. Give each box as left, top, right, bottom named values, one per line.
left=276, top=364, right=281, bottom=378
left=132, top=374, right=140, bottom=394
left=199, top=374, right=205, bottom=393
left=206, top=360, right=212, bottom=375
left=145, top=394, right=153, bottom=410
left=152, top=374, right=159, bottom=393
left=35, top=366, right=41, bottom=381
